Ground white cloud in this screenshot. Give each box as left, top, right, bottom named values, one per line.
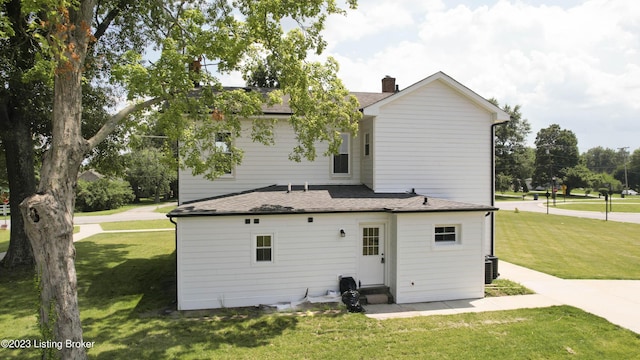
left=325, top=0, right=640, bottom=150
left=323, top=1, right=420, bottom=47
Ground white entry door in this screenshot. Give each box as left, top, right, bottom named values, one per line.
left=358, top=225, right=385, bottom=286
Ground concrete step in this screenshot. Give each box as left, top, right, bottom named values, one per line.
left=359, top=286, right=390, bottom=295
left=359, top=286, right=394, bottom=305
left=363, top=293, right=389, bottom=305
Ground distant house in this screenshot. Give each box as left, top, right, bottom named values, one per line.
left=168, top=72, right=510, bottom=310
left=78, top=170, right=105, bottom=182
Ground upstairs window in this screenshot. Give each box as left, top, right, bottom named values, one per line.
left=364, top=133, right=370, bottom=157
left=215, top=132, right=233, bottom=175
left=332, top=133, right=350, bottom=175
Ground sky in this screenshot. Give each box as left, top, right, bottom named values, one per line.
left=324, top=0, right=640, bottom=154
left=218, top=0, right=640, bottom=154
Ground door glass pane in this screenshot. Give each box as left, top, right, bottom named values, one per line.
left=362, top=227, right=380, bottom=256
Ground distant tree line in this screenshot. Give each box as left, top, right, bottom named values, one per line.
left=494, top=101, right=638, bottom=196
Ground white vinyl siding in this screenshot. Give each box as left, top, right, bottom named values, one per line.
left=176, top=210, right=487, bottom=310
left=176, top=213, right=387, bottom=310
left=179, top=120, right=361, bottom=202
left=372, top=79, right=493, bottom=206
left=392, top=212, right=485, bottom=304
left=359, top=117, right=374, bottom=189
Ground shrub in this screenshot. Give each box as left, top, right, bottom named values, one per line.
left=75, top=178, right=134, bottom=212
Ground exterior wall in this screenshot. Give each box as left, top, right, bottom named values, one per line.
left=179, top=119, right=362, bottom=203
left=392, top=211, right=485, bottom=304
left=372, top=79, right=493, bottom=206
left=359, top=116, right=374, bottom=189
left=176, top=212, right=388, bottom=310
left=387, top=214, right=398, bottom=297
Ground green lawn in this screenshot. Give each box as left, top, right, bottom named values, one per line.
left=496, top=211, right=640, bottom=279
left=0, top=229, right=9, bottom=252
left=1, top=231, right=639, bottom=359
left=484, top=279, right=533, bottom=297
left=553, top=201, right=640, bottom=213
left=0, top=227, right=79, bottom=253
left=154, top=204, right=177, bottom=214
left=99, top=219, right=174, bottom=231
left=74, top=200, right=176, bottom=217
left=495, top=193, right=604, bottom=202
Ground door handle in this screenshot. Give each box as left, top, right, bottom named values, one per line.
left=381, top=253, right=385, bottom=263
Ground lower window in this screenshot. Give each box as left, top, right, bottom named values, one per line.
left=255, top=234, right=273, bottom=262
left=434, top=225, right=459, bottom=244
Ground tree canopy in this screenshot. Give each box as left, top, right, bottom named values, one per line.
left=126, top=147, right=177, bottom=203
left=492, top=100, right=533, bottom=191
left=582, top=146, right=626, bottom=174
left=533, top=124, right=580, bottom=187
left=1, top=1, right=362, bottom=358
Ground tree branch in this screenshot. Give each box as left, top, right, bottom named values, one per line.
left=94, top=2, right=124, bottom=41
left=86, top=97, right=161, bottom=149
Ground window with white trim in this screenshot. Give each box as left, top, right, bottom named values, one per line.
left=255, top=234, right=273, bottom=263
left=332, top=133, right=350, bottom=175
left=215, top=132, right=233, bottom=175
left=434, top=225, right=459, bottom=244
left=364, top=133, right=370, bottom=157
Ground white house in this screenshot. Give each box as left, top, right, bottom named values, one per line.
left=168, top=72, right=510, bottom=310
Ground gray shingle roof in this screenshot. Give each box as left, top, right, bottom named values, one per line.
left=216, top=87, right=393, bottom=114
left=167, top=185, right=497, bottom=217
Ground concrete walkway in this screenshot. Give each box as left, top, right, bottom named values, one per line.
left=74, top=203, right=174, bottom=224
left=365, top=261, right=640, bottom=335
left=497, top=199, right=640, bottom=224
left=499, top=261, right=640, bottom=334
left=364, top=293, right=561, bottom=320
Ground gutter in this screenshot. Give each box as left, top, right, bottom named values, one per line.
left=166, top=205, right=498, bottom=218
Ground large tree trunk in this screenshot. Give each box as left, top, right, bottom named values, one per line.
left=21, top=191, right=84, bottom=359
left=0, top=111, right=36, bottom=269
left=0, top=0, right=39, bottom=270
left=21, top=76, right=89, bottom=358
left=19, top=2, right=96, bottom=358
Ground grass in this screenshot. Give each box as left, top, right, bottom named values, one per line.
left=495, top=192, right=602, bottom=202
left=553, top=201, right=640, bottom=213
left=0, top=229, right=9, bottom=252
left=496, top=211, right=640, bottom=279
left=154, top=205, right=177, bottom=214
left=99, top=219, right=174, bottom=231
left=1, top=231, right=639, bottom=359
left=74, top=203, right=146, bottom=216
left=485, top=279, right=533, bottom=297
left=74, top=200, right=176, bottom=217
left=0, top=227, right=80, bottom=253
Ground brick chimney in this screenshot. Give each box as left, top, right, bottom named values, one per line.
left=382, top=76, right=396, bottom=93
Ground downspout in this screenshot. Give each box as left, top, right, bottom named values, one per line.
left=169, top=216, right=178, bottom=308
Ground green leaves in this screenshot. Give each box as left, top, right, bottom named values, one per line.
left=533, top=124, right=580, bottom=186
left=4, top=0, right=362, bottom=181
left=131, top=1, right=363, bottom=178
